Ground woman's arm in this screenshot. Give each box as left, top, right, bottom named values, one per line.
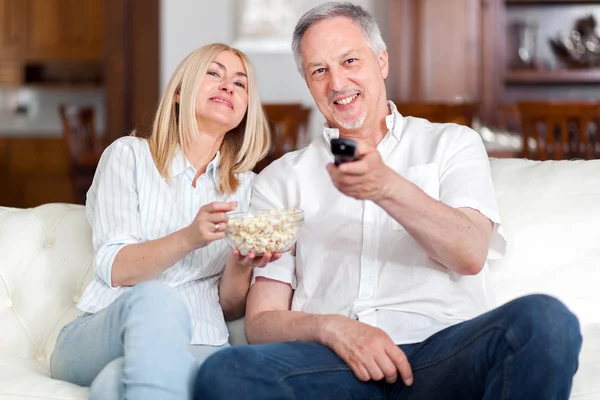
left=218, top=251, right=281, bottom=321
left=111, top=201, right=238, bottom=287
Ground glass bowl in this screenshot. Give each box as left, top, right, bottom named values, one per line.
left=224, top=208, right=304, bottom=256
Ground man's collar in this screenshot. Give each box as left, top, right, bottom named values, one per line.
left=321, top=100, right=403, bottom=144
left=171, top=146, right=220, bottom=184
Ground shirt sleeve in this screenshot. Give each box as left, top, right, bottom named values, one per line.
left=439, top=127, right=507, bottom=260
left=250, top=159, right=298, bottom=288
left=86, top=139, right=142, bottom=287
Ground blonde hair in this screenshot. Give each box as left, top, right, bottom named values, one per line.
left=134, top=43, right=270, bottom=194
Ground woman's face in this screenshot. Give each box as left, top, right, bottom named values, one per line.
left=195, top=50, right=249, bottom=134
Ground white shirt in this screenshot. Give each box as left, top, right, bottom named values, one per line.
left=77, top=136, right=254, bottom=345
left=252, top=101, right=507, bottom=344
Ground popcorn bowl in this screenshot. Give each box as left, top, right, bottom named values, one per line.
left=224, top=208, right=304, bottom=256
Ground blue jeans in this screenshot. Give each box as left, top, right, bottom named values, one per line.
left=51, top=281, right=226, bottom=400
left=194, top=294, right=582, bottom=400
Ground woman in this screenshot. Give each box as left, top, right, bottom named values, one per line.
left=50, top=43, right=274, bottom=400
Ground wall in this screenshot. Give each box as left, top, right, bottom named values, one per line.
left=160, top=0, right=390, bottom=141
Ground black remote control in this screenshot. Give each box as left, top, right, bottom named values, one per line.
left=331, top=138, right=360, bottom=166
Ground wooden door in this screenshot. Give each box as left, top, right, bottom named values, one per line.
left=388, top=0, right=482, bottom=103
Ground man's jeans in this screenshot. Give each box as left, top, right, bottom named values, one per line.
left=51, top=281, right=225, bottom=400
left=194, top=294, right=582, bottom=399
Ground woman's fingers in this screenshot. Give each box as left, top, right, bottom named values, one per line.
left=232, top=251, right=277, bottom=268
left=202, top=201, right=238, bottom=213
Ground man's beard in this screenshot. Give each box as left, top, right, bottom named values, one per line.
left=334, top=111, right=367, bottom=130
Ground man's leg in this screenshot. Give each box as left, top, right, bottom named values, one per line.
left=390, top=294, right=582, bottom=400
left=194, top=341, right=386, bottom=400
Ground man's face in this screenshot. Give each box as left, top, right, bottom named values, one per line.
left=300, top=17, right=388, bottom=131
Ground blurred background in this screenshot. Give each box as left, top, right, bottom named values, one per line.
left=1, top=0, right=600, bottom=208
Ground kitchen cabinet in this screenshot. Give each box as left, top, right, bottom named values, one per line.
left=0, top=0, right=25, bottom=84
left=25, top=0, right=103, bottom=61
left=0, top=0, right=25, bottom=60
left=0, top=137, right=73, bottom=208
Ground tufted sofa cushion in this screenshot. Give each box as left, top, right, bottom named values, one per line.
left=0, top=158, right=599, bottom=399
left=0, top=205, right=93, bottom=398
left=0, top=204, right=248, bottom=399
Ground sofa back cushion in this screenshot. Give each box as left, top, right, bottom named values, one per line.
left=0, top=205, right=93, bottom=365
left=487, top=159, right=600, bottom=328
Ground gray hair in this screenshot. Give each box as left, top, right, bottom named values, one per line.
left=291, top=2, right=387, bottom=78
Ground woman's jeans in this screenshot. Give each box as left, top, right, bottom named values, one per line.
left=50, top=281, right=227, bottom=400
left=195, top=294, right=582, bottom=400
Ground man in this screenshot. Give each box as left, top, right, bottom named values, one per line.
left=194, top=2, right=582, bottom=399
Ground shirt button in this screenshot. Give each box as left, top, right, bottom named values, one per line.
left=5, top=299, right=13, bottom=308
left=72, top=295, right=80, bottom=303
left=37, top=354, right=45, bottom=363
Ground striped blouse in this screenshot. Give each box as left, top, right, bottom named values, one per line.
left=76, top=136, right=254, bottom=345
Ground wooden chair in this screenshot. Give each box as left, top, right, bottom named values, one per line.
left=392, top=102, right=478, bottom=127
left=255, top=103, right=311, bottom=173
left=59, top=105, right=103, bottom=204
left=517, top=101, right=600, bottom=160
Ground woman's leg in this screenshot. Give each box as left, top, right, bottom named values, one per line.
left=189, top=343, right=230, bottom=364
left=88, top=344, right=231, bottom=400
left=89, top=357, right=125, bottom=400
left=51, top=281, right=197, bottom=400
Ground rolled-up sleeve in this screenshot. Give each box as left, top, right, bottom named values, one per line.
left=86, top=139, right=142, bottom=287
left=439, top=127, right=507, bottom=260
left=250, top=160, right=298, bottom=288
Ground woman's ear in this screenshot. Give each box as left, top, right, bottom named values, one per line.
left=175, top=93, right=181, bottom=104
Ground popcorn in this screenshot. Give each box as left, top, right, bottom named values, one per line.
left=225, top=209, right=303, bottom=256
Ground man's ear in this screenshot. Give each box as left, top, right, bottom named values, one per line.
left=379, top=50, right=389, bottom=80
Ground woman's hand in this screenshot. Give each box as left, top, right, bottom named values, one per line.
left=231, top=249, right=282, bottom=268
left=187, top=201, right=238, bottom=249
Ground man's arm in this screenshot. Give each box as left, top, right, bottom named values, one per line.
left=378, top=174, right=493, bottom=275
left=245, top=277, right=413, bottom=385
left=245, top=278, right=321, bottom=343
left=327, top=148, right=493, bottom=276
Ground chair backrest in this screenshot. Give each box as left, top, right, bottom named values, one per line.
left=255, top=103, right=311, bottom=173
left=59, top=105, right=102, bottom=204
left=517, top=101, right=600, bottom=160
left=59, top=105, right=101, bottom=164
left=393, top=102, right=478, bottom=127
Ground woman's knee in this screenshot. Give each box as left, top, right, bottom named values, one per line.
left=125, top=281, right=189, bottom=320
left=89, top=357, right=125, bottom=400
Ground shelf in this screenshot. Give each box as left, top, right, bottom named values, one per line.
left=505, top=69, right=600, bottom=84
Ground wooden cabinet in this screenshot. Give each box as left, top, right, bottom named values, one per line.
left=388, top=0, right=483, bottom=103
left=0, top=0, right=25, bottom=60
left=25, top=0, right=103, bottom=61
left=0, top=0, right=103, bottom=65
left=0, top=0, right=25, bottom=84
left=0, top=137, right=73, bottom=208
left=388, top=0, right=600, bottom=128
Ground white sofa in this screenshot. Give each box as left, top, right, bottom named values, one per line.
left=0, top=158, right=599, bottom=400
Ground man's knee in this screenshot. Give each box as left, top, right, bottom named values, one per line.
left=512, top=294, right=582, bottom=363
left=193, top=347, right=254, bottom=399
